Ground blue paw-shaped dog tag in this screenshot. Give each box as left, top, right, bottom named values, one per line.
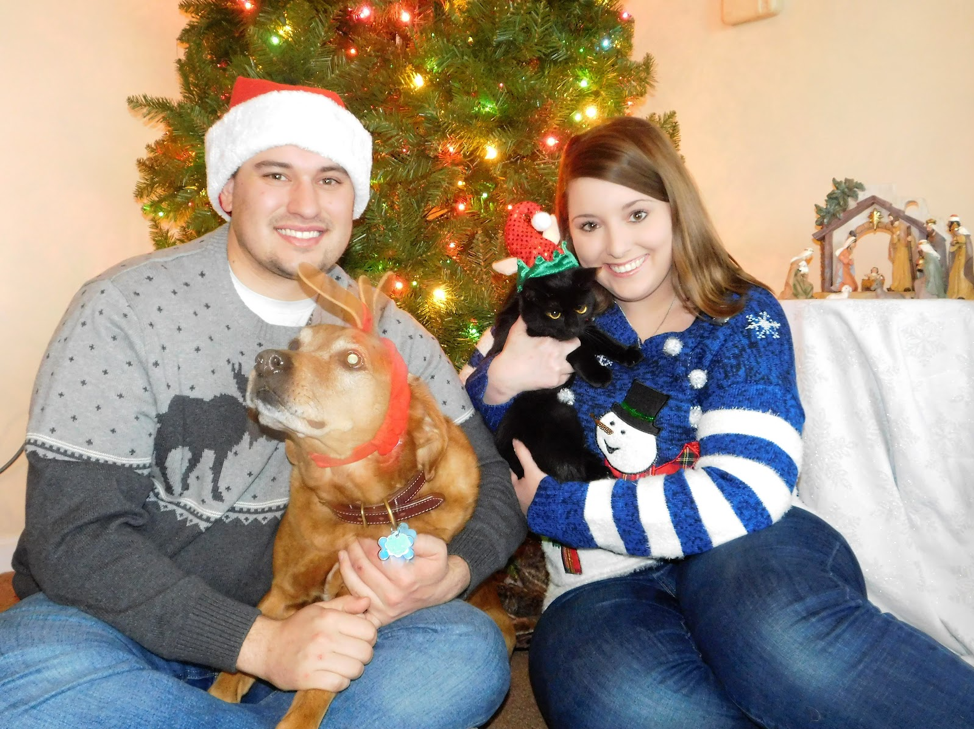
left=378, top=523, right=418, bottom=561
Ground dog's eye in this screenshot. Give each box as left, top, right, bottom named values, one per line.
left=546, top=310, right=562, bottom=320
left=574, top=304, right=588, bottom=314
left=344, top=351, right=363, bottom=369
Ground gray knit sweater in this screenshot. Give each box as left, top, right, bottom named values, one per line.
left=13, top=225, right=525, bottom=672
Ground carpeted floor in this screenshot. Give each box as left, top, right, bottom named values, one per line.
left=484, top=650, right=546, bottom=729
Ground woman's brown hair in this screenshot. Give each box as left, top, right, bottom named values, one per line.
left=554, top=116, right=768, bottom=319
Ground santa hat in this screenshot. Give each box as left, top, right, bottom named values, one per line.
left=496, top=201, right=579, bottom=290
left=205, top=77, right=373, bottom=220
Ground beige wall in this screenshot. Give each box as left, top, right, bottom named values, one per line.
left=629, top=0, right=974, bottom=291
left=0, top=2, right=186, bottom=565
left=0, top=0, right=972, bottom=566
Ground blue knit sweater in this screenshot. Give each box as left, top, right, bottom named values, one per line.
left=466, top=286, right=804, bottom=605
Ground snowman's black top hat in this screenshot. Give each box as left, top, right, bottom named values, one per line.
left=611, top=382, right=670, bottom=437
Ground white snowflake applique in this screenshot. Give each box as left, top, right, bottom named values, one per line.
left=557, top=388, right=575, bottom=406
left=596, top=354, right=613, bottom=368
left=745, top=311, right=781, bottom=340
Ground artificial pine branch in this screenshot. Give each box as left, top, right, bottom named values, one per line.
left=131, top=0, right=675, bottom=364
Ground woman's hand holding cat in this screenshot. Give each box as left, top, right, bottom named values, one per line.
left=484, top=317, right=579, bottom=405
left=511, top=439, right=546, bottom=514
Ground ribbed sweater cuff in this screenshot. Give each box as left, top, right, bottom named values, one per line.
left=175, top=589, right=261, bottom=672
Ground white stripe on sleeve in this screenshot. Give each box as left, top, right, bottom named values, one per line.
left=635, top=475, right=684, bottom=559
left=694, top=454, right=794, bottom=519
left=696, top=409, right=803, bottom=470
left=683, top=468, right=748, bottom=544
left=583, top=478, right=627, bottom=553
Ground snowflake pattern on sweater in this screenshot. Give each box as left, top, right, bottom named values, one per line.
left=466, top=286, right=804, bottom=606
left=27, top=227, right=473, bottom=529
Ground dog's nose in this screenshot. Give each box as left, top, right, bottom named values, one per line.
left=254, top=349, right=291, bottom=377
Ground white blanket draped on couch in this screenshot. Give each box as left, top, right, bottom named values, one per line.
left=782, top=299, right=974, bottom=666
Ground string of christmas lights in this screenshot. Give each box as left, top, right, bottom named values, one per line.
left=129, top=0, right=672, bottom=363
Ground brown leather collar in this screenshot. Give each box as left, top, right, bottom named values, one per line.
left=326, top=472, right=445, bottom=526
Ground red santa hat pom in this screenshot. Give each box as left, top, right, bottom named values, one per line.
left=503, top=201, right=560, bottom=263
left=205, top=77, right=373, bottom=221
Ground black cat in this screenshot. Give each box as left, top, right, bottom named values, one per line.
left=488, top=266, right=642, bottom=482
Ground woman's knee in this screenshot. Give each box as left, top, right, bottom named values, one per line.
left=528, top=580, right=755, bottom=729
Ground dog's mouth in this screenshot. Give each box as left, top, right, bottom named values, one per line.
left=251, top=386, right=326, bottom=435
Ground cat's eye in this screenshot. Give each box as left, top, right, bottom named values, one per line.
left=575, top=304, right=589, bottom=314
left=546, top=310, right=562, bottom=320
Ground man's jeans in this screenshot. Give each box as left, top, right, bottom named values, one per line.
left=0, top=595, right=509, bottom=729
left=529, top=507, right=974, bottom=729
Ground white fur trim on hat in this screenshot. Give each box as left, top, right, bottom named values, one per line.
left=205, top=88, right=373, bottom=220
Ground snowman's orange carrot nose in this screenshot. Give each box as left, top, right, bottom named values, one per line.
left=590, top=413, right=613, bottom=435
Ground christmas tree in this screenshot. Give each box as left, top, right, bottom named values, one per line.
left=129, top=0, right=677, bottom=364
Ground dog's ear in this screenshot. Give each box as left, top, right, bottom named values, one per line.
left=298, top=263, right=369, bottom=330
left=411, top=387, right=449, bottom=479
left=355, top=274, right=395, bottom=332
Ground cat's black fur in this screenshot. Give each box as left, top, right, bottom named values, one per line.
left=488, top=266, right=642, bottom=481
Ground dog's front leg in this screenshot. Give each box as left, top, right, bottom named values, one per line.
left=278, top=688, right=337, bottom=729
left=208, top=585, right=298, bottom=703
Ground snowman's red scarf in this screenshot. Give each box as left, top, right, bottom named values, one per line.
left=309, top=338, right=412, bottom=469
left=604, top=441, right=700, bottom=480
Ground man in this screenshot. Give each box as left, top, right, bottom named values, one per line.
left=0, top=77, right=525, bottom=728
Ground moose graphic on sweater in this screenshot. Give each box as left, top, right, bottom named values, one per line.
left=155, top=362, right=264, bottom=503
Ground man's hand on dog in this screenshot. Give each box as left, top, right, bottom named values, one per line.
left=236, top=596, right=377, bottom=692
left=338, top=534, right=471, bottom=627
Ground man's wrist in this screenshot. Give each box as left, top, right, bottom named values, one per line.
left=444, top=554, right=472, bottom=600
left=236, top=614, right=274, bottom=676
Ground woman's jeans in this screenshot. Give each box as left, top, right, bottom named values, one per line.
left=0, top=595, right=509, bottom=729
left=529, top=507, right=974, bottom=729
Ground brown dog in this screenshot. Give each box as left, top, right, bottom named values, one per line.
left=208, top=265, right=514, bottom=728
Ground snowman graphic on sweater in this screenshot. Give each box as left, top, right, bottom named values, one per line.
left=594, top=381, right=671, bottom=478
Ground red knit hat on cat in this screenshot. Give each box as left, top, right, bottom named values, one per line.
left=204, top=77, right=373, bottom=220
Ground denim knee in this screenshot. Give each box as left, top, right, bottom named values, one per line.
left=325, top=600, right=510, bottom=729
left=529, top=578, right=755, bottom=729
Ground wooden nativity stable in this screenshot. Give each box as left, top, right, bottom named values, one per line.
left=812, top=195, right=947, bottom=292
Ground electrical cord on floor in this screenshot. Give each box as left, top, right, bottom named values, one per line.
left=0, top=443, right=25, bottom=474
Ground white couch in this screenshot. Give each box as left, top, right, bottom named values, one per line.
left=782, top=299, right=974, bottom=666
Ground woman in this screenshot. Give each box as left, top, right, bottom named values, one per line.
left=464, top=117, right=974, bottom=729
